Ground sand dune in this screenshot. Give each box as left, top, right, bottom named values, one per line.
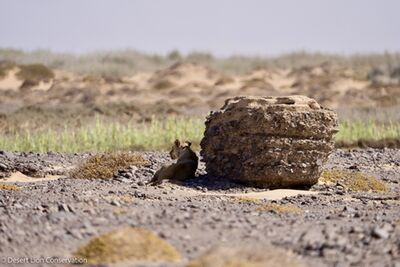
left=0, top=62, right=399, bottom=121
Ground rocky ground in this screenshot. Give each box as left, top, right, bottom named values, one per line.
left=0, top=149, right=399, bottom=267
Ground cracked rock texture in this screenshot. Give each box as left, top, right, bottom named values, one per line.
left=200, top=95, right=338, bottom=188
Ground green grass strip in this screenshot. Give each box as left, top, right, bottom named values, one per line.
left=0, top=118, right=399, bottom=152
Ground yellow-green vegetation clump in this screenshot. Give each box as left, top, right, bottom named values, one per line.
left=0, top=183, right=21, bottom=191
left=16, top=64, right=54, bottom=82
left=257, top=203, right=303, bottom=214
left=112, top=208, right=128, bottom=215
left=69, top=152, right=148, bottom=179
left=320, top=169, right=387, bottom=192
left=119, top=194, right=133, bottom=204
left=236, top=196, right=262, bottom=204
left=186, top=246, right=306, bottom=267
left=336, top=120, right=400, bottom=143
left=74, top=227, right=181, bottom=265
left=0, top=117, right=399, bottom=153
left=0, top=62, right=15, bottom=78
left=0, top=117, right=204, bottom=152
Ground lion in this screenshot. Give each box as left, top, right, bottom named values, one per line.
left=148, top=139, right=198, bottom=185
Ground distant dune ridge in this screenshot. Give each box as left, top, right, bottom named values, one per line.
left=0, top=49, right=400, bottom=142
left=0, top=58, right=399, bottom=111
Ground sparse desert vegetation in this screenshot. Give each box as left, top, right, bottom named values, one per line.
left=0, top=50, right=399, bottom=267
left=186, top=245, right=307, bottom=267
left=16, top=63, right=54, bottom=82
left=257, top=203, right=303, bottom=214
left=320, top=170, right=387, bottom=192
left=74, top=227, right=181, bottom=264
left=0, top=117, right=204, bottom=152
left=1, top=0, right=400, bottom=264
left=0, top=183, right=21, bottom=191
left=69, top=152, right=148, bottom=179
left=0, top=117, right=399, bottom=152
left=1, top=48, right=400, bottom=76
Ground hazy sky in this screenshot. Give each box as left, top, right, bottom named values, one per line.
left=0, top=0, right=399, bottom=56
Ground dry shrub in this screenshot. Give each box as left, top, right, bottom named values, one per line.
left=0, top=183, right=21, bottom=191
left=69, top=152, right=148, bottom=179
left=257, top=203, right=303, bottom=214
left=214, top=75, right=234, bottom=86
left=186, top=246, right=306, bottom=267
left=17, top=64, right=54, bottom=82
left=0, top=62, right=15, bottom=78
left=74, top=227, right=181, bottom=264
left=119, top=194, right=133, bottom=204
left=153, top=79, right=175, bottom=90
left=112, top=208, right=128, bottom=215
left=320, top=170, right=387, bottom=192
left=82, top=74, right=104, bottom=83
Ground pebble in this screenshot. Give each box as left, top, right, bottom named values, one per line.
left=372, top=226, right=389, bottom=239
left=0, top=163, right=8, bottom=170
left=58, top=204, right=71, bottom=212
left=110, top=200, right=121, bottom=207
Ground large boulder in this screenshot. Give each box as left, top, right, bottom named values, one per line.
left=200, top=95, right=338, bottom=188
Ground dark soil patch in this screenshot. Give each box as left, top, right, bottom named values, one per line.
left=336, top=138, right=400, bottom=149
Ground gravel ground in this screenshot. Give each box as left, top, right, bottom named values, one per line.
left=0, top=149, right=399, bottom=267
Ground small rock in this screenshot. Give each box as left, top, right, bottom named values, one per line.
left=0, top=163, right=8, bottom=171
left=348, top=165, right=360, bottom=170
left=58, top=204, right=71, bottom=212
left=343, top=206, right=355, bottom=213
left=13, top=203, right=23, bottom=209
left=66, top=229, right=83, bottom=239
left=372, top=226, right=389, bottom=239
left=115, top=177, right=131, bottom=183
left=110, top=200, right=121, bottom=207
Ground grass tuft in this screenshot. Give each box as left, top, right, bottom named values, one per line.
left=257, top=203, right=303, bottom=214
left=0, top=62, right=15, bottom=78
left=74, top=227, right=181, bottom=264
left=153, top=79, right=175, bottom=90
left=17, top=64, right=54, bottom=81
left=186, top=246, right=306, bottom=267
left=0, top=183, right=21, bottom=191
left=69, top=152, right=148, bottom=179
left=236, top=196, right=261, bottom=204
left=119, top=194, right=133, bottom=204
left=320, top=170, right=387, bottom=192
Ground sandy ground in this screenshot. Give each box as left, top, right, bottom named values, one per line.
left=1, top=62, right=400, bottom=135
left=3, top=172, right=61, bottom=183
left=0, top=149, right=399, bottom=267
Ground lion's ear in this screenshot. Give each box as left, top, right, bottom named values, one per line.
left=186, top=141, right=192, bottom=147
left=174, top=139, right=180, bottom=146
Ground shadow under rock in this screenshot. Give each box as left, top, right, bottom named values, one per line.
left=177, top=173, right=250, bottom=191
left=179, top=169, right=317, bottom=191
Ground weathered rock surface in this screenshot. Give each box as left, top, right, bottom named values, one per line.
left=200, top=95, right=338, bottom=188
